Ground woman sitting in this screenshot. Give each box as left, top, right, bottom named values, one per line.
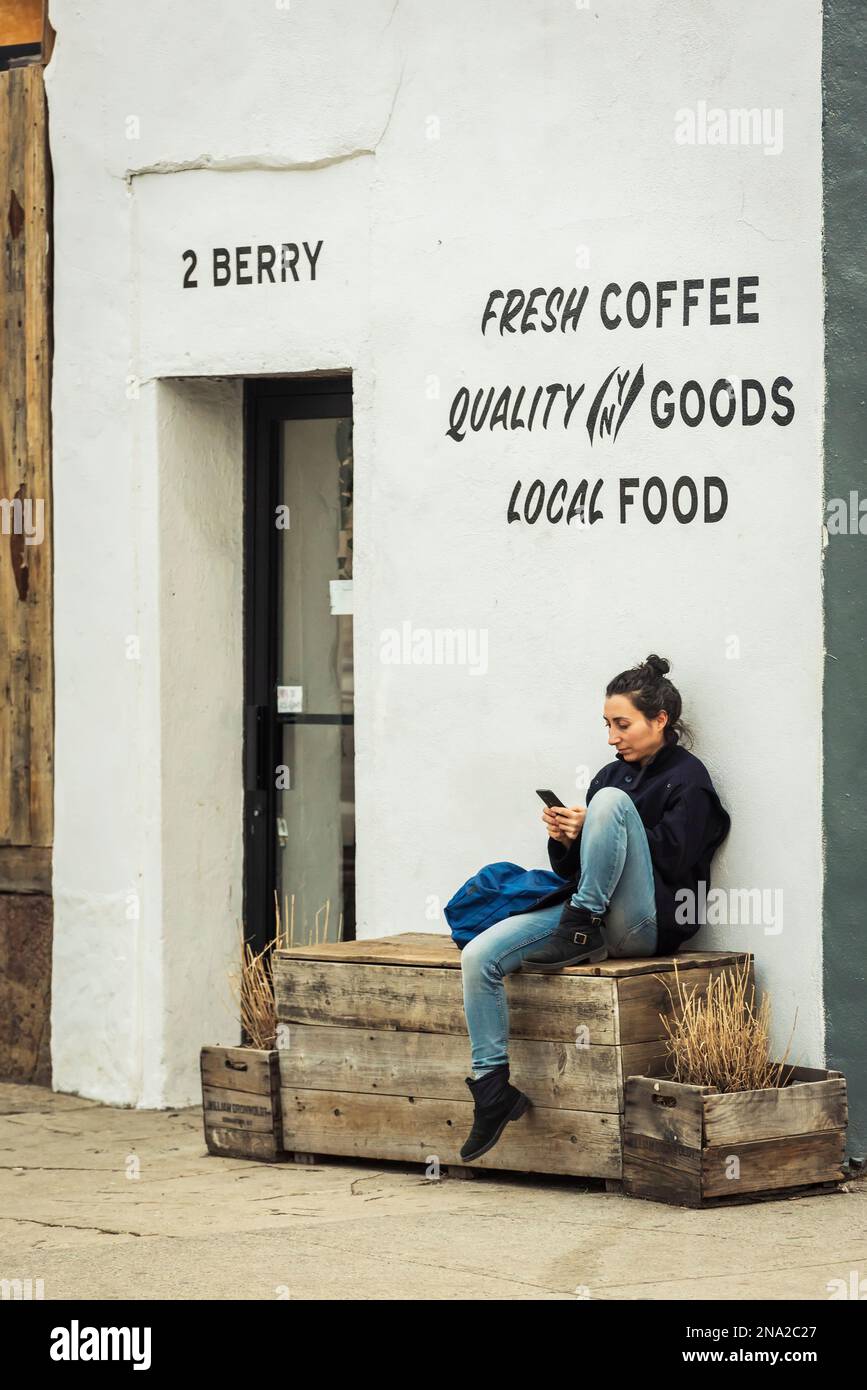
left=458, top=653, right=731, bottom=1162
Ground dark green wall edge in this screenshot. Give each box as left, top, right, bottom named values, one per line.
left=823, top=0, right=867, bottom=1158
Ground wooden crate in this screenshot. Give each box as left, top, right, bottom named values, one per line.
left=272, top=932, right=753, bottom=1180
left=200, top=1045, right=284, bottom=1161
left=623, top=1069, right=848, bottom=1207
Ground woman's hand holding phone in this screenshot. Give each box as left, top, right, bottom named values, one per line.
left=542, top=804, right=586, bottom=844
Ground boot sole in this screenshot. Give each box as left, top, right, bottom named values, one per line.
left=522, top=946, right=609, bottom=972
left=459, top=1091, right=531, bottom=1164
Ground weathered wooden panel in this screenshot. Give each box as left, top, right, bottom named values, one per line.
left=0, top=888, right=51, bottom=1082
left=277, top=1022, right=624, bottom=1111
left=276, top=933, right=463, bottom=968
left=622, top=1074, right=712, bottom=1149
left=280, top=1087, right=622, bottom=1178
left=0, top=844, right=50, bottom=893
left=202, top=1082, right=278, bottom=1134
left=200, top=1046, right=284, bottom=1161
left=703, top=1076, right=848, bottom=1146
left=274, top=957, right=619, bottom=1043
left=275, top=933, right=750, bottom=977
left=616, top=957, right=754, bottom=1044
left=204, top=1128, right=283, bottom=1163
left=0, top=63, right=53, bottom=862
left=621, top=1131, right=703, bottom=1206
left=201, top=1043, right=278, bottom=1098
left=619, top=1038, right=671, bottom=1085
left=265, top=942, right=767, bottom=1181
left=701, top=1132, right=847, bottom=1198
left=623, top=1072, right=848, bottom=1206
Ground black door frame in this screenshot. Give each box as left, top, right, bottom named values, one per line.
left=243, top=374, right=353, bottom=956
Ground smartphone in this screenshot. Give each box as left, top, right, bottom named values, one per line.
left=536, top=788, right=566, bottom=809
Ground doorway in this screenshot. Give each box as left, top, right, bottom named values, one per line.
left=243, top=377, right=355, bottom=956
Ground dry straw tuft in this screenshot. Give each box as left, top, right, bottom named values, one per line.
left=228, top=892, right=344, bottom=1051
left=228, top=926, right=279, bottom=1051
left=657, top=956, right=800, bottom=1092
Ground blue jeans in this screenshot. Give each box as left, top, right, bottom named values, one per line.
left=460, top=787, right=658, bottom=1076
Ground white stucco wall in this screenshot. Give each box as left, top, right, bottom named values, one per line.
left=47, top=0, right=824, bottom=1106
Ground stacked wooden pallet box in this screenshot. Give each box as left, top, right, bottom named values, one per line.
left=273, top=932, right=754, bottom=1183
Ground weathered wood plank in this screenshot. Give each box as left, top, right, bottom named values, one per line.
left=701, top=1131, right=847, bottom=1198
left=200, top=1046, right=283, bottom=1161
left=203, top=1127, right=283, bottom=1162
left=623, top=1075, right=715, bottom=1149
left=525, top=948, right=752, bottom=978
left=276, top=1022, right=626, bottom=1111
left=616, top=958, right=754, bottom=1044
left=0, top=888, right=51, bottom=1082
left=622, top=1131, right=703, bottom=1206
left=0, top=63, right=52, bottom=859
left=703, top=1077, right=848, bottom=1146
left=201, top=1082, right=278, bottom=1134
left=280, top=1087, right=622, bottom=1178
left=619, top=1039, right=671, bottom=1085
left=1, top=72, right=27, bottom=844
left=22, top=63, right=52, bottom=849
left=784, top=1066, right=845, bottom=1083
left=274, top=957, right=619, bottom=1043
left=0, top=844, right=50, bottom=892
left=275, top=932, right=751, bottom=977
left=624, top=1071, right=848, bottom=1205
left=200, top=1044, right=278, bottom=1099
left=277, top=933, right=462, bottom=967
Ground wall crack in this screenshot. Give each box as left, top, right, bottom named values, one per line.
left=123, top=148, right=375, bottom=188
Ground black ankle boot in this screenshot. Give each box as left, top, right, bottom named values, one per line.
left=459, top=1062, right=530, bottom=1162
left=521, top=902, right=609, bottom=971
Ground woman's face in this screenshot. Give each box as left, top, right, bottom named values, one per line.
left=603, top=694, right=668, bottom=763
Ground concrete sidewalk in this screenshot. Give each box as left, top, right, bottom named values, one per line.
left=1, top=1081, right=865, bottom=1301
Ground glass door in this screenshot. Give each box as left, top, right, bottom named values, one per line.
left=244, top=378, right=355, bottom=956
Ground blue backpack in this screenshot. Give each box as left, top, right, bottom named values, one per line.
left=443, top=861, right=568, bottom=948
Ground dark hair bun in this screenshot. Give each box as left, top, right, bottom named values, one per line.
left=606, top=653, right=690, bottom=748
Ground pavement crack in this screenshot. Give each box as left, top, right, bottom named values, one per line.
left=0, top=1104, right=97, bottom=1118
left=4, top=1216, right=172, bottom=1238
left=0, top=1164, right=116, bottom=1173
left=350, top=1173, right=388, bottom=1196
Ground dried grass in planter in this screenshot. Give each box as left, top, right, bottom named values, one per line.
left=658, top=955, right=800, bottom=1092
left=227, top=930, right=277, bottom=1051
left=228, top=892, right=344, bottom=1051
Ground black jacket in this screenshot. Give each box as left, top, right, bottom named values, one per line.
left=530, top=740, right=731, bottom=954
